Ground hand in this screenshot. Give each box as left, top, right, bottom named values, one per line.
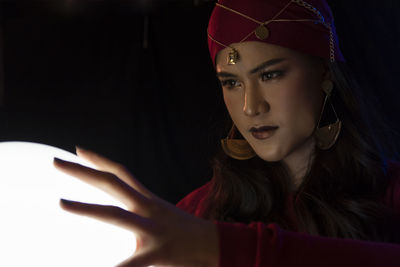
left=53, top=147, right=219, bottom=267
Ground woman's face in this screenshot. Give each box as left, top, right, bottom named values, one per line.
left=216, top=41, right=327, bottom=164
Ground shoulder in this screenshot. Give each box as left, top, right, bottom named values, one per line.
left=176, top=180, right=213, bottom=217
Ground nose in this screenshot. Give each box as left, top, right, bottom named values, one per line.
left=243, top=83, right=270, bottom=116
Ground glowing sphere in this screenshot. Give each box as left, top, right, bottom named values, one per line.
left=0, top=141, right=136, bottom=267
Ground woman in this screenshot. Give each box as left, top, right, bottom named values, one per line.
left=54, top=0, right=400, bottom=266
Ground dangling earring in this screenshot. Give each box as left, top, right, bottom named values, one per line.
left=315, top=80, right=342, bottom=150
left=221, top=125, right=256, bottom=160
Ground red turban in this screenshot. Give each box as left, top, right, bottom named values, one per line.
left=207, top=0, right=345, bottom=66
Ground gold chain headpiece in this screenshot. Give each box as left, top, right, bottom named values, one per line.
left=208, top=0, right=335, bottom=64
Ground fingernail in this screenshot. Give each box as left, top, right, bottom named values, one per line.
left=60, top=198, right=74, bottom=205
left=75, top=145, right=89, bottom=153
left=54, top=157, right=65, bottom=164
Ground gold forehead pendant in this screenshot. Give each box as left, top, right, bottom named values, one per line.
left=227, top=25, right=269, bottom=65
left=228, top=48, right=239, bottom=65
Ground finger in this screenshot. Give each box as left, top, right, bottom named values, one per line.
left=60, top=199, right=154, bottom=235
left=75, top=147, right=152, bottom=198
left=54, top=158, right=149, bottom=212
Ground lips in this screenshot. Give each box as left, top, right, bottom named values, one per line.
left=250, top=126, right=278, bottom=132
left=250, top=126, right=279, bottom=140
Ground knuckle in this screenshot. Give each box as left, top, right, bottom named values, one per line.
left=98, top=172, right=117, bottom=187
left=111, top=163, right=131, bottom=178
left=118, top=166, right=133, bottom=178
left=114, top=162, right=127, bottom=173
left=107, top=206, right=125, bottom=217
left=146, top=201, right=165, bottom=217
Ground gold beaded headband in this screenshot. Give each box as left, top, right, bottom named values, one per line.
left=208, top=0, right=336, bottom=65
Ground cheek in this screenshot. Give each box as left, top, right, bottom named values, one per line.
left=223, top=91, right=243, bottom=121
left=277, top=80, right=321, bottom=134
left=222, top=92, right=232, bottom=109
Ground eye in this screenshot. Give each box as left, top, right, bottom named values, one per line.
left=220, top=79, right=241, bottom=89
left=261, top=70, right=284, bottom=81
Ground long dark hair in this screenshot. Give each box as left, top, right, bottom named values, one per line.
left=203, top=61, right=400, bottom=242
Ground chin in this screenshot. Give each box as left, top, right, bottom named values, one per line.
left=254, top=148, right=284, bottom=162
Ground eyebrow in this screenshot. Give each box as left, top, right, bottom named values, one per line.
left=216, top=58, right=287, bottom=78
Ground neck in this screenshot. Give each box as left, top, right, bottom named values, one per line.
left=282, top=136, right=316, bottom=191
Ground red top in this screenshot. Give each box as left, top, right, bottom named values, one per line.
left=176, top=161, right=400, bottom=267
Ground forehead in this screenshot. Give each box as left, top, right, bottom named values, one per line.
left=216, top=41, right=303, bottom=72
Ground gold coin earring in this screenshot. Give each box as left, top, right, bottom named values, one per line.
left=221, top=125, right=256, bottom=160
left=315, top=80, right=342, bottom=150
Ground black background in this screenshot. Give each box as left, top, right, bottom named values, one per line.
left=1, top=0, right=400, bottom=203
